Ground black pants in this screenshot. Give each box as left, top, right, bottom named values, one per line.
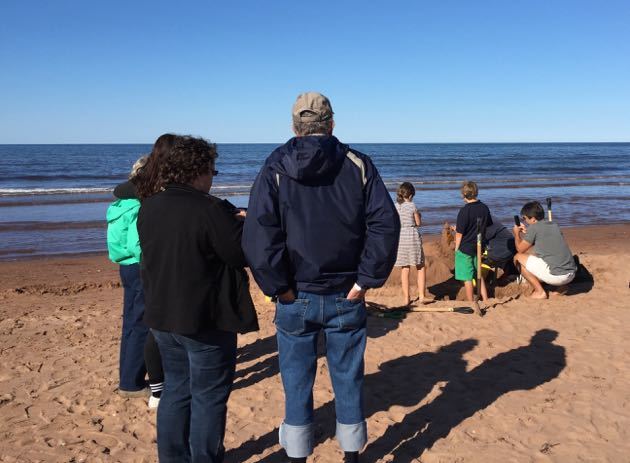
left=145, top=330, right=164, bottom=386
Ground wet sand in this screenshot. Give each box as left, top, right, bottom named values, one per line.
left=1, top=224, right=629, bottom=462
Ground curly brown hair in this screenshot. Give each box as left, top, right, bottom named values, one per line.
left=135, top=134, right=179, bottom=200
left=156, top=136, right=217, bottom=188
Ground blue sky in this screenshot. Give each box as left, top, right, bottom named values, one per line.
left=1, top=0, right=629, bottom=143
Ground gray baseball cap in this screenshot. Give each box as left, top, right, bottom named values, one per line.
left=292, top=92, right=334, bottom=123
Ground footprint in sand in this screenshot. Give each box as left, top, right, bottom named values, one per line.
left=81, top=431, right=125, bottom=451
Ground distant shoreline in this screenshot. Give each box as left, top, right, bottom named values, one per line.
left=1, top=141, right=630, bottom=146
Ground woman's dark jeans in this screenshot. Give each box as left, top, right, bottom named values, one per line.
left=152, top=328, right=237, bottom=463
left=119, top=263, right=149, bottom=391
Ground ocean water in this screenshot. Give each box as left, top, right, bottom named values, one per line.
left=1, top=143, right=629, bottom=260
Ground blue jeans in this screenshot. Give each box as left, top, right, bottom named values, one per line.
left=152, top=329, right=237, bottom=463
left=275, top=291, right=368, bottom=458
left=119, top=263, right=149, bottom=391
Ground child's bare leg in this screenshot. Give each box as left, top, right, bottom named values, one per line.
left=514, top=254, right=547, bottom=299
left=464, top=280, right=474, bottom=301
left=480, top=276, right=489, bottom=301
left=416, top=264, right=426, bottom=300
left=400, top=266, right=410, bottom=305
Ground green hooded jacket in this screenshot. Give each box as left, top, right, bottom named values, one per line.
left=106, top=198, right=141, bottom=265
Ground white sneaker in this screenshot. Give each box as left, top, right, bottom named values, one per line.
left=148, top=395, right=160, bottom=409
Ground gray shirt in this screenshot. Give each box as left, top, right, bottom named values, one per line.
left=524, top=221, right=577, bottom=275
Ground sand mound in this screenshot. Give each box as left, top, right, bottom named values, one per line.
left=379, top=223, right=593, bottom=303
left=435, top=222, right=456, bottom=261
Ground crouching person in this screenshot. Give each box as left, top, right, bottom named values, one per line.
left=513, top=201, right=577, bottom=299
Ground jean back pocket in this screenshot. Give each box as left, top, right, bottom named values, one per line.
left=334, top=298, right=367, bottom=330
left=275, top=299, right=310, bottom=335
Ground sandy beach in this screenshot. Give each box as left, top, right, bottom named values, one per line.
left=1, top=223, right=629, bottom=462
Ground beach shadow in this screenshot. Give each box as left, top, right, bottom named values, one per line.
left=233, top=335, right=278, bottom=390
left=428, top=275, right=463, bottom=301
left=227, top=330, right=565, bottom=462
left=237, top=334, right=278, bottom=364
left=361, top=329, right=566, bottom=462
left=232, top=312, right=405, bottom=392
left=226, top=338, right=478, bottom=462
left=564, top=255, right=594, bottom=296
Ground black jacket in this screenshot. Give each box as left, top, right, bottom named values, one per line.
left=138, top=184, right=258, bottom=335
left=486, top=220, right=516, bottom=265
left=243, top=136, right=400, bottom=295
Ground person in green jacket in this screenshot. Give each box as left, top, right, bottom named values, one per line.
left=107, top=156, right=152, bottom=398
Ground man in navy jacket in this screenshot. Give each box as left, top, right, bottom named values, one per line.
left=243, top=92, right=400, bottom=463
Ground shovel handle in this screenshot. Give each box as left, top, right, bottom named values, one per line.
left=476, top=217, right=482, bottom=298
left=408, top=306, right=475, bottom=314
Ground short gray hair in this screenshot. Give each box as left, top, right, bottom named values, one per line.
left=293, top=119, right=333, bottom=137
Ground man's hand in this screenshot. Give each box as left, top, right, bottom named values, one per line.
left=277, top=289, right=296, bottom=304
left=346, top=285, right=366, bottom=301
left=513, top=224, right=526, bottom=237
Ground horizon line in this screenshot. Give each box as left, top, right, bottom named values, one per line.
left=1, top=140, right=629, bottom=145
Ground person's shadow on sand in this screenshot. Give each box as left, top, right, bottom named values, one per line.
left=232, top=314, right=405, bottom=391
left=226, top=330, right=565, bottom=463
left=225, top=338, right=478, bottom=462
left=233, top=334, right=279, bottom=391
left=362, top=329, right=566, bottom=462
left=428, top=275, right=463, bottom=301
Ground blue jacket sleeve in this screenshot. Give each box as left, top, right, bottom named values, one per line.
left=356, top=157, right=400, bottom=289
left=242, top=166, right=291, bottom=296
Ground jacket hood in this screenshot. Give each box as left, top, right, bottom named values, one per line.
left=107, top=199, right=140, bottom=223
left=113, top=180, right=138, bottom=200
left=270, top=136, right=348, bottom=182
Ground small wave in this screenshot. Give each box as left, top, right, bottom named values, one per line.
left=382, top=174, right=630, bottom=186
left=2, top=174, right=628, bottom=198
left=9, top=174, right=126, bottom=181
left=0, top=187, right=113, bottom=196
left=209, top=185, right=253, bottom=190
left=0, top=220, right=106, bottom=232
left=383, top=180, right=630, bottom=192
left=0, top=197, right=114, bottom=208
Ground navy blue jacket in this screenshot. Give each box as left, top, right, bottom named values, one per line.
left=243, top=135, right=400, bottom=295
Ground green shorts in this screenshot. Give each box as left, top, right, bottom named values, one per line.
left=455, top=249, right=478, bottom=281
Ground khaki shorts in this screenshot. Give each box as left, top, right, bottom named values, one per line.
left=525, top=255, right=575, bottom=286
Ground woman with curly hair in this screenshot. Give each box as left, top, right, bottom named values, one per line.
left=130, top=133, right=179, bottom=200
left=137, top=135, right=257, bottom=463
